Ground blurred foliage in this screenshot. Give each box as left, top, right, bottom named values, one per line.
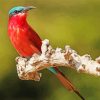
left=0, top=0, right=100, bottom=100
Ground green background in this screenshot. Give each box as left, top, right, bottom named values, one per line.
left=0, top=0, right=100, bottom=100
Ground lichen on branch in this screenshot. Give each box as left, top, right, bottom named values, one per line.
left=16, top=39, right=100, bottom=81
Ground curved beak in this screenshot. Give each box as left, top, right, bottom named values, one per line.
left=24, top=6, right=36, bottom=11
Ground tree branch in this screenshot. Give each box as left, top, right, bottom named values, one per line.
left=16, top=39, right=100, bottom=81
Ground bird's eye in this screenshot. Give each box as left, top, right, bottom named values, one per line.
left=14, top=10, right=20, bottom=13
left=14, top=10, right=18, bottom=13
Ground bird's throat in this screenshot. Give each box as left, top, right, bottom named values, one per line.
left=9, top=13, right=27, bottom=26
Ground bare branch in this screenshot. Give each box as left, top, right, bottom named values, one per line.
left=16, top=39, right=100, bottom=81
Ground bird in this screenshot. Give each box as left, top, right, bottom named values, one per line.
left=8, top=6, right=85, bottom=100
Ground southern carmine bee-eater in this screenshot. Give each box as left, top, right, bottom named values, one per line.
left=8, top=6, right=85, bottom=100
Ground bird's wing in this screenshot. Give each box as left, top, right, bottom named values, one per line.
left=28, top=26, right=42, bottom=52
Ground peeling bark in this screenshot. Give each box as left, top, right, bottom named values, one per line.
left=16, top=39, right=100, bottom=81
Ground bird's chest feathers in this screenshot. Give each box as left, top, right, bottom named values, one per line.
left=9, top=24, right=31, bottom=49
left=10, top=26, right=25, bottom=42
left=8, top=14, right=29, bottom=45
left=8, top=15, right=41, bottom=56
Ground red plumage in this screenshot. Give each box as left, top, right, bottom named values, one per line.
left=8, top=13, right=41, bottom=57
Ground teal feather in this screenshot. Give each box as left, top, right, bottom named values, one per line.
left=48, top=67, right=57, bottom=74
left=9, top=6, right=35, bottom=16
left=9, top=6, right=24, bottom=15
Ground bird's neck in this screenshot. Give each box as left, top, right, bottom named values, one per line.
left=9, top=13, right=27, bottom=26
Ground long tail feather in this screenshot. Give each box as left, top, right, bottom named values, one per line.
left=51, top=67, right=85, bottom=100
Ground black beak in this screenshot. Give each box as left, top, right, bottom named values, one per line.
left=24, top=6, right=36, bottom=11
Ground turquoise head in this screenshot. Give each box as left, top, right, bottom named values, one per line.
left=9, top=6, right=35, bottom=17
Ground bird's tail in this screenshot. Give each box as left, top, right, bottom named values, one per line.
left=48, top=67, right=85, bottom=100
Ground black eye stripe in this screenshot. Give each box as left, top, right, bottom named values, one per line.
left=14, top=10, right=18, bottom=13
left=14, top=10, right=22, bottom=13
